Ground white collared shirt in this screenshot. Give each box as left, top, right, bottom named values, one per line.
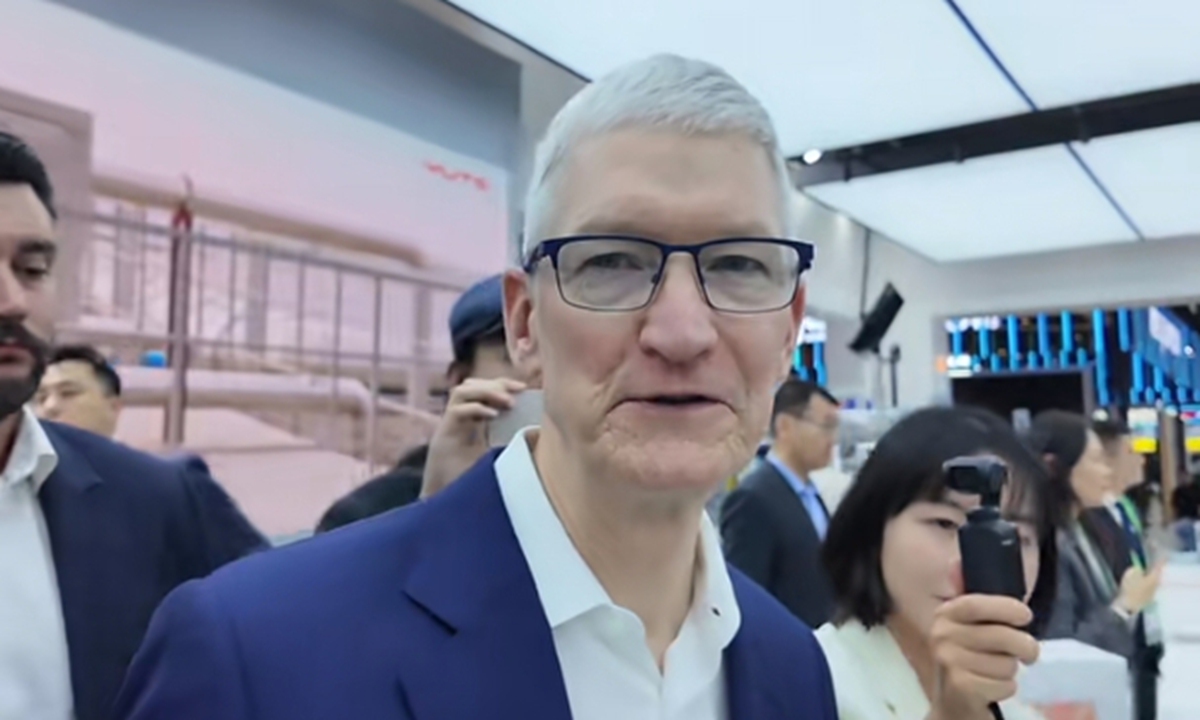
left=495, top=429, right=741, bottom=720
left=0, top=408, right=73, bottom=720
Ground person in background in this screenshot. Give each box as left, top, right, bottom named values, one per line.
left=1086, top=418, right=1163, bottom=720
left=115, top=54, right=836, bottom=720
left=1027, top=411, right=1162, bottom=663
left=35, top=343, right=122, bottom=437
left=818, top=406, right=1057, bottom=720
left=315, top=273, right=527, bottom=531
left=0, top=131, right=266, bottom=720
left=721, top=379, right=839, bottom=626
left=1171, top=477, right=1200, bottom=551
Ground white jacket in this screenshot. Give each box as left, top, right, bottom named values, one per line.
left=815, top=620, right=1044, bottom=720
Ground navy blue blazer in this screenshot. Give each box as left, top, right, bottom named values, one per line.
left=115, top=450, right=838, bottom=720
left=38, top=422, right=268, bottom=720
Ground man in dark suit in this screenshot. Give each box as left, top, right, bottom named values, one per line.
left=114, top=55, right=837, bottom=720
left=722, top=379, right=840, bottom=627
left=0, top=131, right=266, bottom=720
left=1086, top=417, right=1164, bottom=720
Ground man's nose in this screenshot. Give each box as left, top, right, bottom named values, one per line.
left=0, top=266, right=30, bottom=319
left=638, top=257, right=718, bottom=364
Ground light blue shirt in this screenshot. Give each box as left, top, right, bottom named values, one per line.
left=765, top=453, right=829, bottom=540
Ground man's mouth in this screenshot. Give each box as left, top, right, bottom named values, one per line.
left=0, top=346, right=32, bottom=365
left=627, top=393, right=723, bottom=408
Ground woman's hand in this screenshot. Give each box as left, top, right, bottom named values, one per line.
left=926, top=595, right=1041, bottom=720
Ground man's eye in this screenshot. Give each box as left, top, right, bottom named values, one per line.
left=15, top=258, right=52, bottom=280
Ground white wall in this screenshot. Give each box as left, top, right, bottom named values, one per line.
left=937, top=234, right=1200, bottom=315
left=796, top=193, right=947, bottom=408
left=0, top=0, right=511, bottom=277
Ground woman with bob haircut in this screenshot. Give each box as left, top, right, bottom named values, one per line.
left=817, top=406, right=1059, bottom=720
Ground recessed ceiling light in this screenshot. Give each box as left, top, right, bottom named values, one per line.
left=801, top=149, right=824, bottom=165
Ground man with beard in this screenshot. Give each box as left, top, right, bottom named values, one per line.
left=0, top=132, right=267, bottom=720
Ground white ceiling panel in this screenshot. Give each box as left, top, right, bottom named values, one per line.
left=447, top=0, right=1029, bottom=154
left=804, top=145, right=1137, bottom=262
left=1073, top=122, right=1200, bottom=239
left=956, top=0, right=1200, bottom=108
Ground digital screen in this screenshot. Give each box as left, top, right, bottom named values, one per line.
left=1127, top=406, right=1159, bottom=454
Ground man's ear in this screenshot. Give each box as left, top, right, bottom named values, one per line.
left=503, top=269, right=542, bottom=383
left=779, top=285, right=807, bottom=382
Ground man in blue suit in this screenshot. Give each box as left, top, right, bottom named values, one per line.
left=116, top=54, right=836, bottom=720
left=0, top=132, right=267, bottom=720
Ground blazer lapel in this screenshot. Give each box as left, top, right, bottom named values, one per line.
left=37, top=426, right=108, bottom=720
left=724, top=627, right=784, bottom=719
left=396, top=453, right=572, bottom=720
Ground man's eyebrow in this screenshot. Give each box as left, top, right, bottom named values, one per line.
left=16, top=239, right=57, bottom=255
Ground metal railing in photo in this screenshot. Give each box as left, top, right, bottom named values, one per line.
left=60, top=200, right=468, bottom=469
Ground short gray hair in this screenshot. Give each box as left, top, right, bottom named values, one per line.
left=521, top=54, right=795, bottom=260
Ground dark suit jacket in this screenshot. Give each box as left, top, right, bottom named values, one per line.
left=38, top=422, right=268, bottom=720
left=1081, top=506, right=1162, bottom=660
left=720, top=461, right=834, bottom=628
left=1044, top=525, right=1135, bottom=660
left=115, top=451, right=838, bottom=720
left=1081, top=507, right=1134, bottom=583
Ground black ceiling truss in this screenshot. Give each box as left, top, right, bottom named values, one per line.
left=789, top=82, right=1200, bottom=187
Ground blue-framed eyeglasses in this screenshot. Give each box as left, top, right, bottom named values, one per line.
left=524, top=234, right=815, bottom=314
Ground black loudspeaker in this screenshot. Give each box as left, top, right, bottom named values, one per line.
left=849, top=283, right=904, bottom=354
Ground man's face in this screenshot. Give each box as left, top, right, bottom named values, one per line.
left=36, top=360, right=120, bottom=437
left=775, top=395, right=840, bottom=473
left=469, top=341, right=515, bottom=383
left=505, top=129, right=803, bottom=497
left=0, top=185, right=56, bottom=420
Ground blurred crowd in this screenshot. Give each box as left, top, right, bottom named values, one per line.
left=0, top=51, right=1193, bottom=720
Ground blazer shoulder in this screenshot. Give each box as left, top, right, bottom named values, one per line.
left=46, top=422, right=185, bottom=489
left=730, top=567, right=822, bottom=656
left=737, top=462, right=786, bottom=494
left=201, top=500, right=434, bottom=622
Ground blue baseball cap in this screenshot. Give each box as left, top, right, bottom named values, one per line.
left=449, top=274, right=505, bottom=361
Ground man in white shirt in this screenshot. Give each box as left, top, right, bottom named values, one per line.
left=0, top=131, right=266, bottom=720
left=115, top=54, right=838, bottom=720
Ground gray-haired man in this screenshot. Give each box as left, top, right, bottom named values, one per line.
left=116, top=55, right=836, bottom=720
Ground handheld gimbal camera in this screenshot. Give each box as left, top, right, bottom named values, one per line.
left=942, top=456, right=1026, bottom=600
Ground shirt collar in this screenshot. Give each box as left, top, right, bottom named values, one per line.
left=1, top=407, right=59, bottom=492
left=765, top=452, right=813, bottom=493
left=494, top=428, right=740, bottom=645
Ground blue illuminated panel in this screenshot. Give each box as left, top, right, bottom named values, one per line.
left=1132, top=351, right=1145, bottom=404
left=1007, top=315, right=1020, bottom=370
left=813, top=341, right=827, bottom=387
left=1093, top=308, right=1109, bottom=407
left=1059, top=312, right=1073, bottom=366
left=1037, top=313, right=1052, bottom=367
left=1118, top=308, right=1131, bottom=352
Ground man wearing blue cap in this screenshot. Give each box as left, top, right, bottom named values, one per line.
left=315, top=274, right=527, bottom=531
